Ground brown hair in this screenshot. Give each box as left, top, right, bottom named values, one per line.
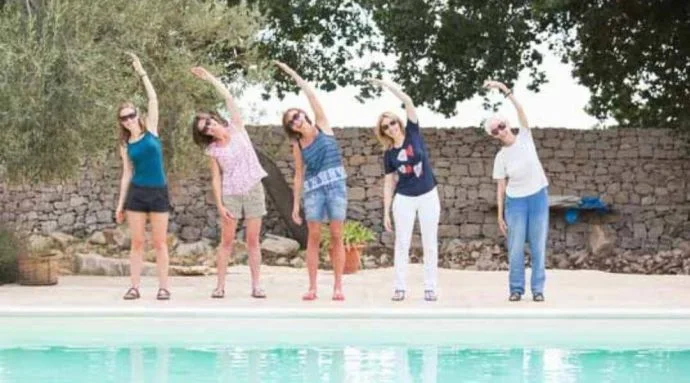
left=191, top=111, right=229, bottom=149
left=117, top=102, right=147, bottom=145
left=374, top=111, right=405, bottom=150
left=281, top=108, right=312, bottom=141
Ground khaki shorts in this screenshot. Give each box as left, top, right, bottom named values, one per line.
left=222, top=182, right=267, bottom=219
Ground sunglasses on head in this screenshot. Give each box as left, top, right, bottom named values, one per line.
left=119, top=112, right=137, bottom=122
left=381, top=119, right=398, bottom=131
left=491, top=122, right=507, bottom=136
left=287, top=112, right=302, bottom=128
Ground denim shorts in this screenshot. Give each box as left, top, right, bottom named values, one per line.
left=302, top=180, right=347, bottom=222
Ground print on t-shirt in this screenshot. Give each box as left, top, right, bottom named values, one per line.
left=395, top=144, right=423, bottom=178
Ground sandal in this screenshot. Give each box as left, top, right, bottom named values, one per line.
left=156, top=288, right=171, bottom=301
left=302, top=290, right=318, bottom=301
left=123, top=287, right=140, bottom=300
left=251, top=287, right=267, bottom=299
left=424, top=290, right=438, bottom=302
left=509, top=292, right=522, bottom=302
left=391, top=290, right=406, bottom=302
left=533, top=293, right=545, bottom=302
left=332, top=291, right=345, bottom=301
left=211, top=288, right=225, bottom=299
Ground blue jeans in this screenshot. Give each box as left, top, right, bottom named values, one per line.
left=303, top=180, right=348, bottom=222
left=505, top=187, right=549, bottom=295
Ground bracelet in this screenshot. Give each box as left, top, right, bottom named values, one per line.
left=503, top=90, right=512, bottom=98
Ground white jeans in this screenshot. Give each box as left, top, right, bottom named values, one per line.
left=392, top=187, right=440, bottom=291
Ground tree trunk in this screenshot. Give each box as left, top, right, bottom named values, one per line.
left=256, top=149, right=307, bottom=248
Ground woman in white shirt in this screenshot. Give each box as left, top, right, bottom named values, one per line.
left=485, top=80, right=549, bottom=302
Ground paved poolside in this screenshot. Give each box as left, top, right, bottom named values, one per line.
left=1, top=265, right=689, bottom=310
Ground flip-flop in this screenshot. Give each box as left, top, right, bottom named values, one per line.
left=302, top=290, right=317, bottom=301
left=211, top=288, right=225, bottom=299
left=156, top=288, right=171, bottom=301
left=123, top=287, right=140, bottom=300
left=251, top=287, right=267, bottom=299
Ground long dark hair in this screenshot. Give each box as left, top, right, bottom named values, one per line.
left=191, top=111, right=229, bottom=149
left=117, top=102, right=147, bottom=145
left=282, top=107, right=312, bottom=141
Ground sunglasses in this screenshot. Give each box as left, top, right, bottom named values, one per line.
left=200, top=118, right=213, bottom=135
left=287, top=112, right=302, bottom=128
left=491, top=122, right=507, bottom=136
left=380, top=120, right=398, bottom=131
left=119, top=112, right=137, bottom=122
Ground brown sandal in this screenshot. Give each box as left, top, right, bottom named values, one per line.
left=156, top=288, right=171, bottom=300
left=123, top=287, right=140, bottom=300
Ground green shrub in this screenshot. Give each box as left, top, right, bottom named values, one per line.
left=0, top=224, right=25, bottom=284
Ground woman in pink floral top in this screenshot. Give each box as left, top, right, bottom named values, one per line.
left=191, top=67, right=268, bottom=299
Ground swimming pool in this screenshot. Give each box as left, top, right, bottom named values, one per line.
left=1, top=308, right=689, bottom=382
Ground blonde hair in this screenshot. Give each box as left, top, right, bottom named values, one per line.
left=374, top=111, right=405, bottom=150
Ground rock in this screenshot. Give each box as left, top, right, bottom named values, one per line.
left=175, top=240, right=213, bottom=258
left=475, top=253, right=497, bottom=271
left=261, top=235, right=300, bottom=258
left=88, top=231, right=107, bottom=246
left=552, top=253, right=570, bottom=269
left=678, top=241, right=690, bottom=258
left=275, top=257, right=289, bottom=266
left=28, top=235, right=56, bottom=255
left=102, top=227, right=131, bottom=250
left=170, top=265, right=209, bottom=276
left=232, top=240, right=248, bottom=264
left=74, top=253, right=156, bottom=276
left=589, top=224, right=614, bottom=258
left=290, top=257, right=304, bottom=268
left=50, top=232, right=78, bottom=250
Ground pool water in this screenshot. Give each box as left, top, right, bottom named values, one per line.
left=1, top=346, right=688, bottom=382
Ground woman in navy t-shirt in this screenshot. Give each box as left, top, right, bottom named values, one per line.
left=371, top=79, right=440, bottom=302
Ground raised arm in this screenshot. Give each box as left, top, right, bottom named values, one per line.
left=370, top=78, right=418, bottom=124
left=191, top=67, right=244, bottom=130
left=274, top=61, right=331, bottom=134
left=115, top=145, right=133, bottom=224
left=127, top=53, right=159, bottom=134
left=484, top=80, right=528, bottom=129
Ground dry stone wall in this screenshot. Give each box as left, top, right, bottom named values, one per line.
left=2, top=127, right=689, bottom=263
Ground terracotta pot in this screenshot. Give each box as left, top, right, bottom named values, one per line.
left=344, top=244, right=363, bottom=274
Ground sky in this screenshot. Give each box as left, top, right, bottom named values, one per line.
left=237, top=49, right=613, bottom=130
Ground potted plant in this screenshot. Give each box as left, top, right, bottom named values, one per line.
left=17, top=234, right=60, bottom=286
left=319, top=221, right=376, bottom=273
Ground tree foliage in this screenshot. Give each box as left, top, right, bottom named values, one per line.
left=248, top=0, right=688, bottom=129
left=0, top=0, right=267, bottom=182
left=250, top=0, right=544, bottom=115
left=534, top=0, right=690, bottom=129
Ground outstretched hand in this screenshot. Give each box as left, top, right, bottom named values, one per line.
left=483, top=80, right=509, bottom=93
left=190, top=66, right=212, bottom=81
left=126, top=52, right=146, bottom=76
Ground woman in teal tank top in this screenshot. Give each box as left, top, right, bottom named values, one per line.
left=275, top=61, right=348, bottom=302
left=115, top=53, right=171, bottom=301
